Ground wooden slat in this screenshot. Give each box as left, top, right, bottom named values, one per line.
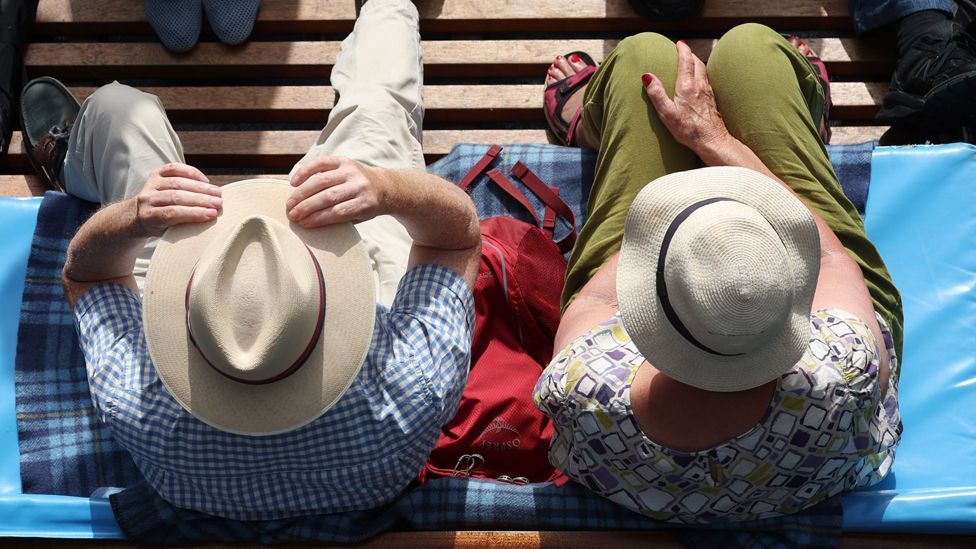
left=830, top=125, right=888, bottom=143
left=25, top=38, right=894, bottom=80
left=2, top=531, right=976, bottom=548
left=33, top=0, right=854, bottom=35
left=63, top=81, right=887, bottom=124
left=0, top=126, right=890, bottom=185
left=64, top=85, right=546, bottom=123
left=0, top=129, right=555, bottom=170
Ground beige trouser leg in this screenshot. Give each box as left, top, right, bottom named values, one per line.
left=62, top=81, right=184, bottom=297
left=289, top=0, right=424, bottom=307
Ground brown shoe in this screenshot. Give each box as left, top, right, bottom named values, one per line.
left=20, top=77, right=80, bottom=193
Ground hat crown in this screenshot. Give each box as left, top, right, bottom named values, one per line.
left=186, top=215, right=323, bottom=383
left=663, top=201, right=793, bottom=356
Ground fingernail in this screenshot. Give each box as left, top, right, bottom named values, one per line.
left=569, top=54, right=580, bottom=63
left=677, top=39, right=686, bottom=45
left=642, top=73, right=654, bottom=86
left=285, top=198, right=295, bottom=209
left=210, top=197, right=221, bottom=207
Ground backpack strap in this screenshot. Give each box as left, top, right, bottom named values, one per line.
left=510, top=161, right=578, bottom=254
left=458, top=144, right=503, bottom=191
left=487, top=169, right=541, bottom=226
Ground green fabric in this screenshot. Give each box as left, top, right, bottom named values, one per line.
left=562, top=24, right=904, bottom=357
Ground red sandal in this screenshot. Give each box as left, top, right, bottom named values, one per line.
left=543, top=51, right=597, bottom=146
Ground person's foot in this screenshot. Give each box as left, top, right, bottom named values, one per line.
left=878, top=18, right=976, bottom=124
left=203, top=0, right=260, bottom=46
left=544, top=53, right=598, bottom=148
left=787, top=35, right=832, bottom=143
left=20, top=77, right=81, bottom=192
left=144, top=0, right=203, bottom=53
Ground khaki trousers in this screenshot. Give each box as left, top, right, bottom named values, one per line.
left=63, top=0, right=422, bottom=306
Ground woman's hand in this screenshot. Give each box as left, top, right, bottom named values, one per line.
left=134, top=163, right=222, bottom=237
left=286, top=156, right=385, bottom=228
left=642, top=41, right=732, bottom=155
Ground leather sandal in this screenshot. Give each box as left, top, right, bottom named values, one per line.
left=20, top=77, right=80, bottom=193
left=543, top=51, right=597, bottom=146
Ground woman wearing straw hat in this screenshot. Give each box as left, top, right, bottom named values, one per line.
left=534, top=24, right=903, bottom=523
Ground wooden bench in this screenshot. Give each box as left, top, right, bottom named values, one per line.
left=3, top=1, right=966, bottom=546
left=1, top=0, right=893, bottom=196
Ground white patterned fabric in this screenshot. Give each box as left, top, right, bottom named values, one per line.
left=74, top=265, right=474, bottom=520
left=534, top=308, right=901, bottom=523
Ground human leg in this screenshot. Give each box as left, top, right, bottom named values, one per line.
left=848, top=0, right=953, bottom=34
left=561, top=33, right=698, bottom=307
left=63, top=82, right=185, bottom=295
left=706, top=23, right=903, bottom=355
left=0, top=0, right=37, bottom=152
left=850, top=1, right=976, bottom=125
left=290, top=0, right=422, bottom=307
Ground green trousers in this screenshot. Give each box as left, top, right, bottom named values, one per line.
left=563, top=23, right=904, bottom=357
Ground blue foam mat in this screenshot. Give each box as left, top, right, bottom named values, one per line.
left=1, top=144, right=975, bottom=537
left=841, top=143, right=976, bottom=533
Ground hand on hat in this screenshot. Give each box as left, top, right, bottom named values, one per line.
left=642, top=40, right=732, bottom=156
left=135, top=163, right=223, bottom=237
left=286, top=156, right=384, bottom=229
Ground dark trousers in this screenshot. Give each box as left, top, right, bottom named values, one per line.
left=848, top=0, right=954, bottom=33
left=0, top=0, right=37, bottom=121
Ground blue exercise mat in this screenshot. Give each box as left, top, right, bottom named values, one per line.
left=842, top=143, right=976, bottom=533
left=0, top=143, right=975, bottom=538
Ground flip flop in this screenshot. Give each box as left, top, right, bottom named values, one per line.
left=787, top=35, right=833, bottom=144
left=543, top=51, right=597, bottom=146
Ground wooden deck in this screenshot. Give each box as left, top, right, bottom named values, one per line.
left=3, top=1, right=968, bottom=545
left=1, top=0, right=892, bottom=196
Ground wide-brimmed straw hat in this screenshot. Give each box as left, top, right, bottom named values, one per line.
left=144, top=179, right=375, bottom=435
left=617, top=166, right=820, bottom=392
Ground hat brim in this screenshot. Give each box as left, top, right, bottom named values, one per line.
left=617, top=167, right=820, bottom=392
left=144, top=179, right=375, bottom=435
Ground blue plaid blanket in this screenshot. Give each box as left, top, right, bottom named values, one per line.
left=14, top=192, right=142, bottom=495
left=14, top=142, right=873, bottom=545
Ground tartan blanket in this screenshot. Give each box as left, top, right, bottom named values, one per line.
left=14, top=192, right=142, bottom=495
left=14, top=142, right=872, bottom=545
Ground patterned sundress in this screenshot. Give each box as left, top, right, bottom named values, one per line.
left=534, top=308, right=901, bottom=523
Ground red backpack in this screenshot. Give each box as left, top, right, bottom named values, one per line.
left=420, top=146, right=575, bottom=484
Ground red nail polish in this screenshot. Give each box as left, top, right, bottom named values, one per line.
left=642, top=73, right=654, bottom=86
left=569, top=54, right=580, bottom=63
left=677, top=39, right=687, bottom=46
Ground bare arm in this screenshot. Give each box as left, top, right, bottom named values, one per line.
left=287, top=157, right=481, bottom=287
left=642, top=41, right=889, bottom=393
left=62, top=163, right=222, bottom=307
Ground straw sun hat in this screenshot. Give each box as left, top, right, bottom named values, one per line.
left=143, top=179, right=375, bottom=435
left=617, top=166, right=821, bottom=392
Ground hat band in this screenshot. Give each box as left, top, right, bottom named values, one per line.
left=656, top=197, right=744, bottom=358
left=183, top=245, right=327, bottom=385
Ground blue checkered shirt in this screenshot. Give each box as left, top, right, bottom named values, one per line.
left=74, top=264, right=474, bottom=520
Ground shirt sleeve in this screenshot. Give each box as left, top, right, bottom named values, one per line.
left=380, top=264, right=475, bottom=428
left=811, top=309, right=882, bottom=396
left=73, top=284, right=151, bottom=426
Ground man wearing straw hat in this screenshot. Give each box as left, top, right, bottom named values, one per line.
left=59, top=0, right=481, bottom=519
